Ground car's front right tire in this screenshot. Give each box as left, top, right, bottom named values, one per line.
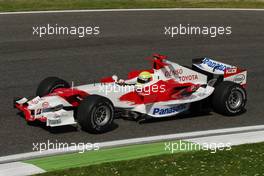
left=36, top=77, right=70, bottom=97
left=77, top=95, right=114, bottom=133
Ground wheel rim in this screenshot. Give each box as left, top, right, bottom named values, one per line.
left=93, top=105, right=111, bottom=126
left=228, top=89, right=243, bottom=109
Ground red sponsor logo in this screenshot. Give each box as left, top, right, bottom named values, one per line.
left=165, top=69, right=183, bottom=77
left=179, top=75, right=198, bottom=82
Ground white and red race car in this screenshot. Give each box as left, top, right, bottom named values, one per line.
left=14, top=54, right=247, bottom=133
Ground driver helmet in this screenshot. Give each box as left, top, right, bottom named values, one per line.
left=137, top=71, right=152, bottom=84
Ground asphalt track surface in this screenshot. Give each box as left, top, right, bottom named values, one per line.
left=0, top=10, right=263, bottom=156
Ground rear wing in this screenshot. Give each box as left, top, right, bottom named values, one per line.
left=192, top=58, right=247, bottom=86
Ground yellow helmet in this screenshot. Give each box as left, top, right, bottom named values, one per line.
left=137, top=71, right=152, bottom=84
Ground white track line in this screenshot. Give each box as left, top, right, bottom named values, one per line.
left=1, top=124, right=264, bottom=164
left=0, top=8, right=263, bottom=15
left=187, top=130, right=264, bottom=148
left=0, top=162, right=45, bottom=176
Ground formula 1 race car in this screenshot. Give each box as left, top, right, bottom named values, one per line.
left=14, top=54, right=247, bottom=133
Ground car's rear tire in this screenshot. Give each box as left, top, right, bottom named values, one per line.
left=36, top=77, right=70, bottom=97
left=212, top=81, right=246, bottom=116
left=77, top=95, right=114, bottom=133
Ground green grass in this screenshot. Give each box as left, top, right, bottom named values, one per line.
left=0, top=0, right=263, bottom=12
left=36, top=142, right=264, bottom=176
left=26, top=140, right=195, bottom=172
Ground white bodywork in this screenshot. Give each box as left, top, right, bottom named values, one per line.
left=26, top=96, right=76, bottom=127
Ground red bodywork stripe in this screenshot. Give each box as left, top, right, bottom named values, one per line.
left=15, top=103, right=32, bottom=121
left=49, top=88, right=89, bottom=107
left=100, top=76, right=115, bottom=83
left=15, top=103, right=46, bottom=122
left=119, top=79, right=199, bottom=105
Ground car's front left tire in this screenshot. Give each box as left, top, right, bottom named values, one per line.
left=77, top=95, right=115, bottom=133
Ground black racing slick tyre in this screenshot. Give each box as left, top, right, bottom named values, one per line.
left=77, top=95, right=114, bottom=133
left=212, top=81, right=247, bottom=116
left=36, top=77, right=70, bottom=97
